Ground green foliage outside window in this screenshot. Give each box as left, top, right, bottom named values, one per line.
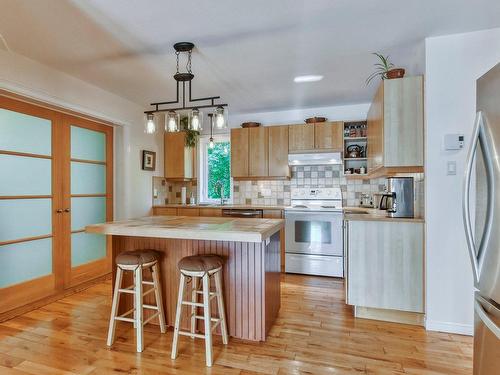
left=207, top=142, right=231, bottom=199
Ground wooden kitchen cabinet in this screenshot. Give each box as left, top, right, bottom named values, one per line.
left=268, top=126, right=290, bottom=178
left=346, top=220, right=424, bottom=314
left=367, top=76, right=424, bottom=175
left=164, top=132, right=195, bottom=180
left=289, top=124, right=314, bottom=152
left=314, top=121, right=343, bottom=151
left=231, top=126, right=290, bottom=179
left=177, top=207, right=200, bottom=216
left=199, top=208, right=222, bottom=217
left=153, top=207, right=177, bottom=216
left=249, top=127, right=269, bottom=177
left=230, top=128, right=249, bottom=178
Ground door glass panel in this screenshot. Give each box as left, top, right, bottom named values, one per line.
left=71, top=197, right=106, bottom=231
left=0, top=109, right=51, bottom=156
left=0, top=238, right=52, bottom=288
left=0, top=199, right=52, bottom=242
left=70, top=162, right=106, bottom=194
left=0, top=155, right=51, bottom=195
left=71, top=126, right=106, bottom=162
left=71, top=232, right=106, bottom=267
left=295, top=220, right=332, bottom=244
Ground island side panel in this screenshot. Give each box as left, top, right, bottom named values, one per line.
left=264, top=231, right=281, bottom=336
left=111, top=235, right=280, bottom=342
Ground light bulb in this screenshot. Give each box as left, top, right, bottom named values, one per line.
left=190, top=108, right=202, bottom=131
left=145, top=114, right=156, bottom=134
left=165, top=111, right=179, bottom=132
left=214, top=106, right=226, bottom=129
left=209, top=137, right=214, bottom=149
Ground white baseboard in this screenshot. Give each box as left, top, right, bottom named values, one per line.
left=425, top=320, right=473, bottom=336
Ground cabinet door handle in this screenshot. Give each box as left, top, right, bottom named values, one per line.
left=56, top=209, right=63, bottom=213
left=64, top=208, right=71, bottom=213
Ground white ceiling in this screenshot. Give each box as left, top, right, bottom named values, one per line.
left=1, top=0, right=499, bottom=114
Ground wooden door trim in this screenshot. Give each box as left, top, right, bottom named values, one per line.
left=0, top=274, right=55, bottom=314
left=62, top=115, right=114, bottom=288
left=0, top=234, right=53, bottom=247
left=0, top=150, right=52, bottom=159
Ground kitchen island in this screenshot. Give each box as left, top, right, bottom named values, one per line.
left=86, top=215, right=283, bottom=341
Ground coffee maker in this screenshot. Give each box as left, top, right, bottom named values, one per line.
left=379, top=177, right=414, bottom=218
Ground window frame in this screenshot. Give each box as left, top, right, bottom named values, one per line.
left=197, top=134, right=232, bottom=204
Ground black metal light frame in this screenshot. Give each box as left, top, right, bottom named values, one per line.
left=144, top=42, right=227, bottom=115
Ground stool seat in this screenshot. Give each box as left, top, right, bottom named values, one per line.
left=178, top=255, right=223, bottom=272
left=116, top=249, right=159, bottom=265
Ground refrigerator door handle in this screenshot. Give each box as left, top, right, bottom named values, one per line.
left=475, top=297, right=500, bottom=340
left=463, top=111, right=495, bottom=284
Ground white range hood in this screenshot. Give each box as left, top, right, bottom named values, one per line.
left=288, top=152, right=342, bottom=166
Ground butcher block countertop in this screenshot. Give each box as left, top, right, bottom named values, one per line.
left=86, top=215, right=284, bottom=243
left=343, top=207, right=425, bottom=223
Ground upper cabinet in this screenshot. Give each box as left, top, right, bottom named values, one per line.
left=164, top=132, right=195, bottom=180
left=249, top=127, right=269, bottom=177
left=367, top=76, right=424, bottom=175
left=268, top=126, right=290, bottom=178
left=230, top=128, right=249, bottom=178
left=289, top=122, right=344, bottom=152
left=231, top=126, right=290, bottom=179
left=288, top=124, right=314, bottom=151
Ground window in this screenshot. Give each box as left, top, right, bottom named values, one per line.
left=198, top=135, right=231, bottom=203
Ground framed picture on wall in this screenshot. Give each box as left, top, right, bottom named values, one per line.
left=142, top=150, right=156, bottom=171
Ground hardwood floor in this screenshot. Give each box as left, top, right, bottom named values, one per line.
left=0, top=274, right=472, bottom=374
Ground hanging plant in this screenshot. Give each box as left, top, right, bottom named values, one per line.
left=180, top=116, right=199, bottom=148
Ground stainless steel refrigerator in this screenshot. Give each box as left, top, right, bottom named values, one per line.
left=463, top=62, right=500, bottom=375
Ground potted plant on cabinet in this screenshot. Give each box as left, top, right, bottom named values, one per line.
left=365, top=53, right=405, bottom=85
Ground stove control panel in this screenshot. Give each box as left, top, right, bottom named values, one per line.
left=291, top=187, right=342, bottom=200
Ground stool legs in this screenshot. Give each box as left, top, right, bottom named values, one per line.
left=134, top=266, right=144, bottom=352
left=202, top=273, right=213, bottom=367
left=190, top=276, right=198, bottom=337
left=107, top=267, right=123, bottom=346
left=107, top=261, right=166, bottom=353
left=171, top=273, right=186, bottom=359
left=152, top=263, right=167, bottom=333
left=171, top=268, right=228, bottom=367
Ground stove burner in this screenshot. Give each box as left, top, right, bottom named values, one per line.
left=321, top=205, right=337, bottom=209
left=292, top=205, right=308, bottom=208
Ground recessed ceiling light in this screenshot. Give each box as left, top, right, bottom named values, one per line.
left=294, top=75, right=324, bottom=83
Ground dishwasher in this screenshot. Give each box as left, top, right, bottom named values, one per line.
left=222, top=208, right=263, bottom=218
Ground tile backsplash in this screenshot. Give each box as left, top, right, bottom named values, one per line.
left=233, top=165, right=387, bottom=207
left=154, top=165, right=424, bottom=216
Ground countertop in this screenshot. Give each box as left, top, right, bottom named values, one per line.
left=153, top=204, right=287, bottom=210
left=343, top=207, right=425, bottom=223
left=86, top=215, right=284, bottom=243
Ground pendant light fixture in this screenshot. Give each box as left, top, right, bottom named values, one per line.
left=208, top=113, right=214, bottom=149
left=144, top=113, right=156, bottom=134
left=144, top=42, right=228, bottom=132
left=165, top=110, right=179, bottom=132
left=213, top=105, right=227, bottom=129
left=189, top=108, right=203, bottom=131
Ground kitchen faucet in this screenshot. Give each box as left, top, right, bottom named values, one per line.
left=214, top=180, right=226, bottom=206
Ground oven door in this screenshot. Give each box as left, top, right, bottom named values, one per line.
left=285, top=210, right=343, bottom=256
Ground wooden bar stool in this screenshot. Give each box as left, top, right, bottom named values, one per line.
left=107, top=249, right=167, bottom=352
left=171, top=254, right=228, bottom=367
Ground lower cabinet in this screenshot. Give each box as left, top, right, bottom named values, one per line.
left=346, top=220, right=424, bottom=313
left=152, top=207, right=177, bottom=216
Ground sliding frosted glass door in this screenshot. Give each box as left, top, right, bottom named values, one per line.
left=66, top=116, right=113, bottom=285
left=0, top=98, right=56, bottom=313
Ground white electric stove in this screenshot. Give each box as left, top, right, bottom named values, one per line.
left=284, top=187, right=344, bottom=277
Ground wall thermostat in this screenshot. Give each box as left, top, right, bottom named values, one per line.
left=444, top=134, right=464, bottom=150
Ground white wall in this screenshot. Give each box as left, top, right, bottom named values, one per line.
left=228, top=103, right=370, bottom=128
left=425, top=28, right=500, bottom=335
left=0, top=49, right=163, bottom=219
